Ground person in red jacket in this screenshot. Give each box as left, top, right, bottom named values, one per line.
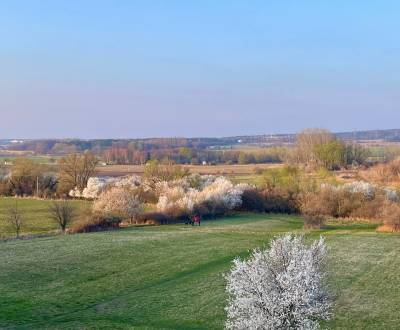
left=193, top=214, right=201, bottom=226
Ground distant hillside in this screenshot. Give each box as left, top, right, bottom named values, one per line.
left=336, top=129, right=400, bottom=141
left=2, top=128, right=400, bottom=155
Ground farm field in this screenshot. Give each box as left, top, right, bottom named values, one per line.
left=0, top=198, right=90, bottom=239
left=1, top=214, right=399, bottom=329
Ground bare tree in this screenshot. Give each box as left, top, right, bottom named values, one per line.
left=49, top=201, right=76, bottom=233
left=143, top=160, right=190, bottom=188
left=6, top=201, right=23, bottom=238
left=58, top=152, right=98, bottom=194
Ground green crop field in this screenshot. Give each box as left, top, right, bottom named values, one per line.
left=0, top=198, right=90, bottom=239
left=1, top=213, right=399, bottom=329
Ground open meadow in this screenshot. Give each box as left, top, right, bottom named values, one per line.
left=1, top=213, right=399, bottom=329
left=0, top=198, right=90, bottom=239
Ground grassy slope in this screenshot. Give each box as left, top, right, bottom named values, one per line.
left=0, top=214, right=399, bottom=329
left=0, top=198, right=90, bottom=238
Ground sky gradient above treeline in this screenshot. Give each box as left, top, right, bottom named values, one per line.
left=1, top=1, right=399, bottom=138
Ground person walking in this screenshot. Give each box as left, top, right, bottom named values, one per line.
left=193, top=214, right=201, bottom=226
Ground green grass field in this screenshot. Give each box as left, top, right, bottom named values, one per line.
left=0, top=198, right=90, bottom=239
left=1, top=213, right=399, bottom=329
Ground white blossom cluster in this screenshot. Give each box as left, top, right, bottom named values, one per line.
left=383, top=187, right=399, bottom=202
left=342, top=181, right=376, bottom=198
left=321, top=180, right=399, bottom=201
left=225, top=235, right=331, bottom=330
left=156, top=177, right=250, bottom=213
left=321, top=180, right=375, bottom=198
left=69, top=174, right=251, bottom=215
left=93, top=186, right=142, bottom=220
left=69, top=175, right=141, bottom=199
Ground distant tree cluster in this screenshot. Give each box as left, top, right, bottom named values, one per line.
left=102, top=146, right=284, bottom=165
left=291, top=129, right=368, bottom=170
left=0, top=152, right=98, bottom=198
left=0, top=158, right=57, bottom=197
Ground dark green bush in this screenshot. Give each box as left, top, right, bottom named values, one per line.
left=239, top=189, right=265, bottom=212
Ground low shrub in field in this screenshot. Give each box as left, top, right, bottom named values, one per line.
left=239, top=189, right=265, bottom=212
left=70, top=211, right=122, bottom=233
left=262, top=188, right=299, bottom=214
left=378, top=201, right=400, bottom=232
left=226, top=235, right=331, bottom=329
left=299, top=193, right=329, bottom=229
left=194, top=199, right=232, bottom=218
left=137, top=212, right=175, bottom=225
left=350, top=192, right=385, bottom=220
left=303, top=214, right=326, bottom=230
left=0, top=179, right=11, bottom=196
left=363, top=159, right=400, bottom=184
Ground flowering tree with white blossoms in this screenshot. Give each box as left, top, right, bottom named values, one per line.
left=225, top=235, right=331, bottom=330
left=156, top=176, right=250, bottom=214
left=93, top=187, right=143, bottom=223
left=69, top=175, right=142, bottom=199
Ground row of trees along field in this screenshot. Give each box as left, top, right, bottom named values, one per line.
left=100, top=129, right=370, bottom=166
left=91, top=129, right=374, bottom=167
left=5, top=129, right=385, bottom=166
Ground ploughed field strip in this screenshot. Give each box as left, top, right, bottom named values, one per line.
left=0, top=214, right=399, bottom=329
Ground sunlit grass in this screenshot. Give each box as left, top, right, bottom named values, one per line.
left=0, top=213, right=399, bottom=329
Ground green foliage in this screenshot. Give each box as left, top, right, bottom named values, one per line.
left=313, top=140, right=345, bottom=170
left=262, top=165, right=302, bottom=192
left=344, top=144, right=369, bottom=165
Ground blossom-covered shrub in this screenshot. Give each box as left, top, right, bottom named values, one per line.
left=156, top=176, right=249, bottom=217
left=69, top=175, right=141, bottom=199
left=321, top=181, right=375, bottom=199
left=225, top=235, right=331, bottom=330
left=93, top=187, right=143, bottom=222
left=383, top=188, right=399, bottom=202
left=342, top=181, right=375, bottom=199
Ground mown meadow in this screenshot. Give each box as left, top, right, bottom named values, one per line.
left=1, top=213, right=399, bottom=329
left=0, top=198, right=90, bottom=239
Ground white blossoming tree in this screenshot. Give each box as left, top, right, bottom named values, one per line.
left=93, top=187, right=143, bottom=223
left=156, top=176, right=249, bottom=214
left=225, top=235, right=331, bottom=330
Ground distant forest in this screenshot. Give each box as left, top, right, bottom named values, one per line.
left=1, top=129, right=400, bottom=165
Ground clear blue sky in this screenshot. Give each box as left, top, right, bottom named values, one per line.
left=1, top=1, right=399, bottom=138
